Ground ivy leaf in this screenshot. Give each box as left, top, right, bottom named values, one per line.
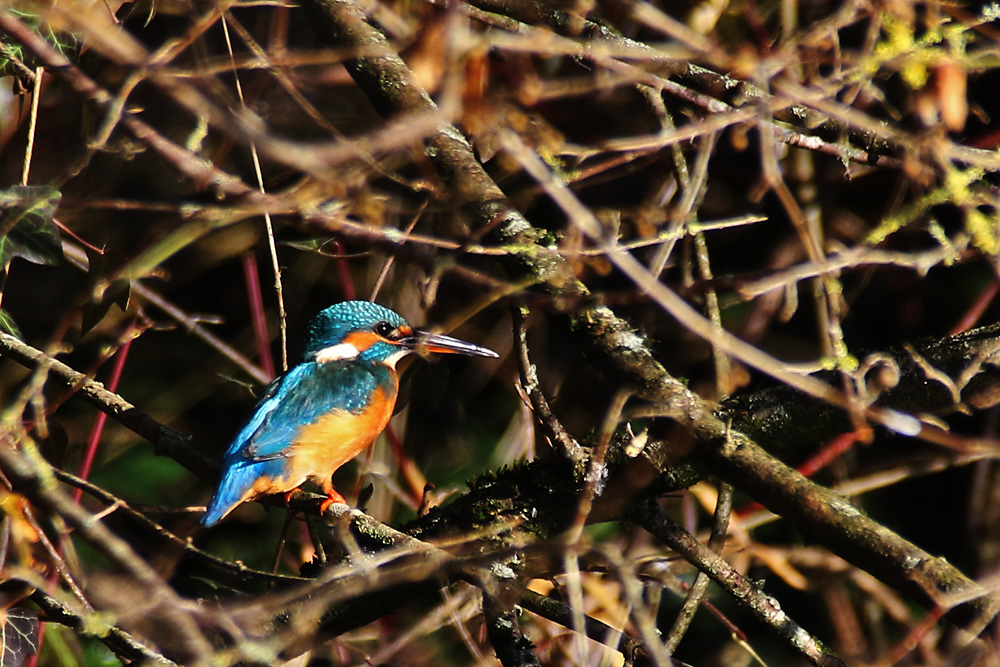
left=0, top=186, right=63, bottom=269
left=0, top=605, right=39, bottom=667
left=281, top=237, right=335, bottom=253
left=0, top=310, right=20, bottom=337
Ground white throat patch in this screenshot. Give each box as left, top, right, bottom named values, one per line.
left=315, top=342, right=360, bottom=363
left=383, top=348, right=411, bottom=369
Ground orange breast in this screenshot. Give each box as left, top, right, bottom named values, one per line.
left=284, top=384, right=398, bottom=491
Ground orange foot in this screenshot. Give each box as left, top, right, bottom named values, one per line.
left=319, top=489, right=347, bottom=514
left=284, top=488, right=300, bottom=505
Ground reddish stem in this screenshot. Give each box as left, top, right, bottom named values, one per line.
left=737, top=429, right=869, bottom=516
left=72, top=335, right=134, bottom=504
left=797, top=429, right=871, bottom=479
left=949, top=279, right=999, bottom=336
left=242, top=251, right=276, bottom=379
left=879, top=605, right=945, bottom=665
left=332, top=240, right=356, bottom=301
left=25, top=623, right=46, bottom=667
left=54, top=218, right=104, bottom=254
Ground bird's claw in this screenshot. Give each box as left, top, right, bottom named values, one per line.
left=319, top=490, right=347, bottom=514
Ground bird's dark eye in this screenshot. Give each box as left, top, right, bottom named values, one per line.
left=373, top=321, right=395, bottom=339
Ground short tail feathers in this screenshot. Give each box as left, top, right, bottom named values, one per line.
left=201, top=496, right=235, bottom=527
left=201, top=463, right=259, bottom=527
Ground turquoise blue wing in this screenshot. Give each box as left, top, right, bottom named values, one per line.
left=202, top=361, right=392, bottom=526
left=239, top=361, right=386, bottom=462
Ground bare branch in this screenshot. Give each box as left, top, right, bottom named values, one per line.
left=632, top=499, right=848, bottom=667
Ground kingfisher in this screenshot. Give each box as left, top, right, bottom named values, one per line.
left=201, top=300, right=498, bottom=526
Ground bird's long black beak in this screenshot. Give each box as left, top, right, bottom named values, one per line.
left=403, top=330, right=499, bottom=358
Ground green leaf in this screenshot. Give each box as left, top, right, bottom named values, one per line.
left=0, top=185, right=63, bottom=269
left=281, top=237, right=335, bottom=253
left=0, top=309, right=21, bottom=337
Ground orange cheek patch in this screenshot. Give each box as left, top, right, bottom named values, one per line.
left=343, top=331, right=381, bottom=353
left=286, top=385, right=398, bottom=493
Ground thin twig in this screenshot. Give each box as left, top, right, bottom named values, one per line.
left=221, top=14, right=289, bottom=371
left=54, top=469, right=308, bottom=584
left=295, top=0, right=1000, bottom=635
left=20, top=66, right=42, bottom=185
left=511, top=303, right=586, bottom=475
left=27, top=586, right=176, bottom=665
left=517, top=586, right=662, bottom=667
left=632, top=500, right=847, bottom=667
left=0, top=441, right=217, bottom=664
left=662, top=481, right=733, bottom=653
left=0, top=330, right=212, bottom=478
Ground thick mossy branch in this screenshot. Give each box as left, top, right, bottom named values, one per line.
left=694, top=431, right=999, bottom=627
left=296, top=0, right=1000, bottom=634
left=721, top=322, right=1000, bottom=453
left=4, top=0, right=998, bottom=663
left=3, top=275, right=998, bottom=659
left=405, top=454, right=701, bottom=542
left=407, top=459, right=577, bottom=540
left=483, top=590, right=541, bottom=667
left=4, top=1, right=999, bottom=651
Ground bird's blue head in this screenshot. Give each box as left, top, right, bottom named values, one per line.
left=303, top=301, right=499, bottom=367
left=304, top=301, right=411, bottom=365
